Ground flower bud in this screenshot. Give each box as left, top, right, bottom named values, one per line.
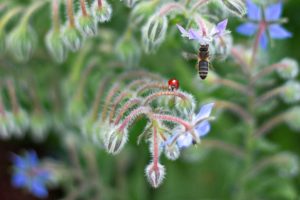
left=175, top=92, right=196, bottom=115
left=0, top=113, right=13, bottom=139
left=62, top=26, right=83, bottom=52
left=145, top=161, right=165, bottom=188
left=76, top=14, right=97, bottom=37
left=45, top=30, right=68, bottom=63
left=285, top=107, right=300, bottom=131
left=11, top=109, right=30, bottom=137
left=30, top=114, right=50, bottom=142
left=275, top=152, right=299, bottom=177
left=92, top=0, right=112, bottom=23
left=115, top=34, right=141, bottom=67
left=164, top=143, right=180, bottom=160
left=129, top=0, right=158, bottom=26
left=142, top=14, right=168, bottom=53
left=280, top=81, right=300, bottom=104
left=276, top=58, right=299, bottom=80
left=104, top=128, right=128, bottom=155
left=221, top=0, right=247, bottom=18
left=7, top=24, right=37, bottom=62
left=121, top=0, right=139, bottom=8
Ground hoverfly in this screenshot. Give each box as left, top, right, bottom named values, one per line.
left=177, top=19, right=228, bottom=80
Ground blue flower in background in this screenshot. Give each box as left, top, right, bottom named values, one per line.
left=236, top=0, right=292, bottom=49
left=168, top=103, right=214, bottom=148
left=11, top=150, right=51, bottom=198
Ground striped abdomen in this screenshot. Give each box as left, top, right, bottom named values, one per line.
left=198, top=60, right=209, bottom=80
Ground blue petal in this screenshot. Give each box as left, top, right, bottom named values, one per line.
left=26, top=151, right=38, bottom=166
left=195, top=103, right=215, bottom=121
left=195, top=121, right=211, bottom=137
left=259, top=32, right=268, bottom=49
left=176, top=133, right=193, bottom=148
left=11, top=154, right=27, bottom=169
left=236, top=23, right=258, bottom=36
left=176, top=24, right=189, bottom=38
left=12, top=172, right=27, bottom=187
left=265, top=1, right=282, bottom=21
left=215, top=19, right=228, bottom=35
left=269, top=24, right=292, bottom=39
left=31, top=180, right=48, bottom=198
left=188, top=29, right=202, bottom=41
left=246, top=0, right=262, bottom=20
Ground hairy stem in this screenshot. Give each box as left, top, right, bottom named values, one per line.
left=0, top=7, right=22, bottom=30
left=51, top=0, right=60, bottom=32
left=21, top=0, right=49, bottom=25
left=90, top=77, right=110, bottom=120
left=252, top=63, right=290, bottom=83
left=215, top=78, right=252, bottom=96
left=203, top=139, right=246, bottom=159
left=159, top=3, right=185, bottom=17
left=137, top=82, right=168, bottom=96
left=102, top=84, right=120, bottom=121
left=255, top=86, right=284, bottom=107
left=66, top=0, right=75, bottom=27
left=80, top=0, right=88, bottom=16
left=254, top=112, right=286, bottom=138
left=114, top=98, right=142, bottom=125
left=6, top=79, right=20, bottom=114
left=215, top=100, right=253, bottom=123
left=109, top=91, right=132, bottom=123
left=143, top=91, right=188, bottom=105
left=118, top=106, right=151, bottom=131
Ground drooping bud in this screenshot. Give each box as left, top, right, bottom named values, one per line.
left=175, top=92, right=196, bottom=115
left=62, top=26, right=83, bottom=52
left=76, top=14, right=98, bottom=37
left=142, top=14, right=168, bottom=53
left=92, top=0, right=112, bottom=23
left=7, top=24, right=37, bottom=62
left=0, top=112, right=13, bottom=139
left=276, top=58, right=299, bottom=80
left=164, top=143, right=180, bottom=160
left=129, top=0, right=159, bottom=26
left=280, top=81, right=300, bottom=104
left=275, top=152, right=299, bottom=177
left=11, top=109, right=30, bottom=137
left=115, top=34, right=141, bottom=67
left=145, top=161, right=165, bottom=188
left=45, top=30, right=68, bottom=63
left=285, top=107, right=300, bottom=131
left=103, top=128, right=128, bottom=155
left=30, top=114, right=50, bottom=142
left=220, top=0, right=247, bottom=18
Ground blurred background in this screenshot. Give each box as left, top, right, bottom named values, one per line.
left=0, top=0, right=299, bottom=199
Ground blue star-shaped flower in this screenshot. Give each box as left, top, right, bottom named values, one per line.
left=11, top=150, right=51, bottom=198
left=236, top=0, right=292, bottom=49
left=166, top=103, right=214, bottom=149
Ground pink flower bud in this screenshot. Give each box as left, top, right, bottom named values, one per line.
left=145, top=161, right=165, bottom=188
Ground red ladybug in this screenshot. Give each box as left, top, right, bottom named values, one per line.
left=168, top=78, right=179, bottom=91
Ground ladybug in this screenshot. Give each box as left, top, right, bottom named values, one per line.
left=168, top=78, right=179, bottom=91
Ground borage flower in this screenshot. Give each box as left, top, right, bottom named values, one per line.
left=177, top=19, right=228, bottom=44
left=236, top=0, right=291, bottom=49
left=166, top=103, right=214, bottom=149
left=11, top=150, right=51, bottom=198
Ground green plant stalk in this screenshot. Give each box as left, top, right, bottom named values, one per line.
left=0, top=7, right=22, bottom=30
left=21, top=0, right=49, bottom=25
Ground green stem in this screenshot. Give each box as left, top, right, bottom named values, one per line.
left=0, top=7, right=22, bottom=30
left=21, top=0, right=49, bottom=25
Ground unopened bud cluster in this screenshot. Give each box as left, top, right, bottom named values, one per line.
left=61, top=70, right=215, bottom=188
